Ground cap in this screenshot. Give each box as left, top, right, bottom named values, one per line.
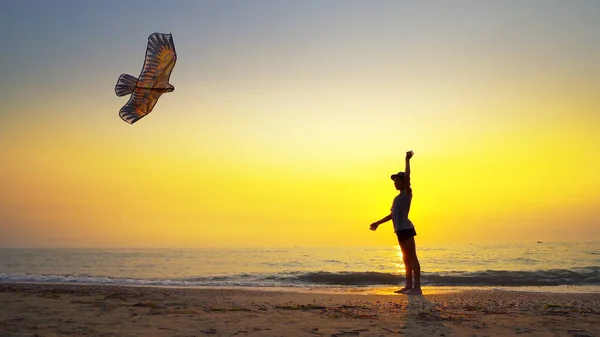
left=391, top=172, right=405, bottom=181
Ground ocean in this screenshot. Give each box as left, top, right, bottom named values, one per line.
left=1, top=241, right=599, bottom=293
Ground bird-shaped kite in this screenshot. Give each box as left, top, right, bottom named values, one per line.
left=115, top=33, right=177, bottom=124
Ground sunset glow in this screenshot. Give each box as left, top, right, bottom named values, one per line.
left=1, top=1, right=599, bottom=248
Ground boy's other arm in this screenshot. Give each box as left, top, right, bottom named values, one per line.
left=370, top=214, right=392, bottom=231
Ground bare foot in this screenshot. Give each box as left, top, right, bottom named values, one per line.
left=403, top=287, right=422, bottom=295
left=394, top=286, right=412, bottom=294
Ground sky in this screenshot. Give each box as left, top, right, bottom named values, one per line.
left=0, top=0, right=599, bottom=248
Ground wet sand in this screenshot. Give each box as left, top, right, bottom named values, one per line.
left=1, top=283, right=599, bottom=336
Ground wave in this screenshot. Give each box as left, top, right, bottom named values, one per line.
left=276, top=267, right=600, bottom=286
left=422, top=268, right=600, bottom=286
left=1, top=267, right=599, bottom=288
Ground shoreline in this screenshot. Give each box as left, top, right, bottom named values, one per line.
left=2, top=281, right=599, bottom=296
left=2, top=283, right=600, bottom=336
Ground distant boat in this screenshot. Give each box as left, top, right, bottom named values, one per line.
left=537, top=241, right=543, bottom=243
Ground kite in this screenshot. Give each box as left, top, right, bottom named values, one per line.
left=115, top=33, right=177, bottom=124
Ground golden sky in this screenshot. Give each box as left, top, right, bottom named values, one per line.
left=1, top=1, right=599, bottom=248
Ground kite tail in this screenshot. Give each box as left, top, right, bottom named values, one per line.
left=115, top=74, right=138, bottom=96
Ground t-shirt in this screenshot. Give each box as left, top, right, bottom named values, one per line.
left=391, top=190, right=414, bottom=232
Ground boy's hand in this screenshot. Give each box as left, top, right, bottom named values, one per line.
left=369, top=223, right=379, bottom=231
left=406, top=150, right=414, bottom=160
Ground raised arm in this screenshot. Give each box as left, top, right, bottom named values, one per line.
left=405, top=150, right=413, bottom=193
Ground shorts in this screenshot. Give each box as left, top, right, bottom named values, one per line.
left=396, top=228, right=417, bottom=241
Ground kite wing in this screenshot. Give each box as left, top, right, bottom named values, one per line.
left=115, top=33, right=177, bottom=124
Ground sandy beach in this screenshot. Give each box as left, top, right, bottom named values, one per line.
left=0, top=283, right=598, bottom=336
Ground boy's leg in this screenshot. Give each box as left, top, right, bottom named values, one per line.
left=403, top=237, right=421, bottom=294
left=394, top=239, right=413, bottom=293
